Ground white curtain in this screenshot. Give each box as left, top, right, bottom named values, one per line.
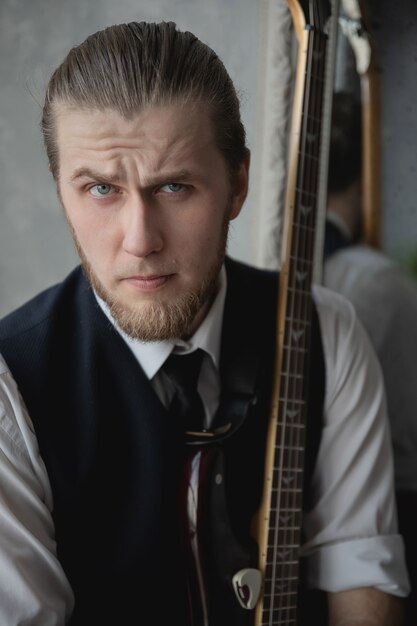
left=251, top=0, right=340, bottom=278
left=251, top=0, right=293, bottom=271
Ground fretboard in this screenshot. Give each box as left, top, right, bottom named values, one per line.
left=257, top=6, right=330, bottom=624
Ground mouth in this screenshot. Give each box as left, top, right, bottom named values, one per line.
left=124, top=274, right=175, bottom=291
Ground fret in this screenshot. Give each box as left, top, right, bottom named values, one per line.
left=281, top=342, right=309, bottom=354
left=262, top=605, right=299, bottom=621
left=267, top=560, right=300, bottom=570
left=270, top=473, right=304, bottom=485
left=271, top=464, right=303, bottom=473
left=279, top=360, right=308, bottom=379
left=286, top=222, right=315, bottom=235
left=270, top=485, right=303, bottom=494
left=261, top=604, right=299, bottom=621
left=267, top=510, right=302, bottom=527
left=262, top=592, right=299, bottom=607
left=276, top=421, right=305, bottom=429
left=277, top=453, right=306, bottom=468
left=269, top=502, right=303, bottom=515
left=278, top=398, right=306, bottom=407
left=276, top=404, right=307, bottom=418
left=275, top=428, right=305, bottom=439
left=265, top=543, right=299, bottom=553
left=282, top=354, right=307, bottom=364
left=279, top=372, right=305, bottom=383
left=277, top=397, right=306, bottom=407
left=275, top=438, right=304, bottom=453
left=263, top=575, right=299, bottom=584
left=297, top=150, right=320, bottom=163
left=281, top=336, right=308, bottom=349
left=266, top=562, right=299, bottom=573
left=267, top=532, right=302, bottom=545
left=280, top=349, right=308, bottom=361
left=275, top=448, right=303, bottom=464
left=275, top=420, right=305, bottom=428
left=284, top=308, right=311, bottom=323
left=289, top=266, right=313, bottom=280
left=294, top=186, right=317, bottom=199
left=288, top=255, right=313, bottom=266
left=267, top=502, right=303, bottom=512
left=277, top=436, right=307, bottom=451
left=279, top=363, right=307, bottom=378
left=260, top=620, right=297, bottom=626
left=302, top=70, right=325, bottom=84
left=300, top=110, right=322, bottom=124
left=269, top=494, right=303, bottom=511
left=277, top=382, right=305, bottom=400
left=303, top=114, right=322, bottom=131
left=283, top=315, right=311, bottom=326
left=263, top=589, right=299, bottom=604
left=286, top=285, right=312, bottom=298
left=264, top=577, right=300, bottom=593
left=264, top=563, right=300, bottom=583
left=288, top=284, right=310, bottom=297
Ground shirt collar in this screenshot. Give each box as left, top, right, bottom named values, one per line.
left=95, top=264, right=227, bottom=379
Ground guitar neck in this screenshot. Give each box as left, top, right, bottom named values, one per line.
left=254, top=1, right=330, bottom=624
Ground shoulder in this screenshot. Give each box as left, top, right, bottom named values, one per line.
left=0, top=266, right=86, bottom=341
left=224, top=256, right=278, bottom=313
left=312, top=283, right=359, bottom=372
left=225, top=256, right=277, bottom=285
left=0, top=353, right=10, bottom=377
left=324, top=244, right=400, bottom=296
left=312, top=282, right=357, bottom=340
left=324, top=245, right=417, bottom=334
left=312, top=283, right=383, bottom=403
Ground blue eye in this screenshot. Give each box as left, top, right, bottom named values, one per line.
left=90, top=184, right=113, bottom=197
left=160, top=183, right=186, bottom=193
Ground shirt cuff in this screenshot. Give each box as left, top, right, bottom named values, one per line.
left=303, top=535, right=410, bottom=597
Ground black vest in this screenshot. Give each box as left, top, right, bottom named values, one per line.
left=0, top=257, right=325, bottom=625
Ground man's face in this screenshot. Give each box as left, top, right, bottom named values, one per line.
left=55, top=102, right=249, bottom=340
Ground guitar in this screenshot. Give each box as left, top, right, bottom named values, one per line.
left=339, top=0, right=381, bottom=248
left=252, top=1, right=331, bottom=624
left=180, top=2, right=332, bottom=624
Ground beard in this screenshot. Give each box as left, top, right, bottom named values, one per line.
left=67, top=211, right=230, bottom=342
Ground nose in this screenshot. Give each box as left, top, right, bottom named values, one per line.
left=122, top=194, right=163, bottom=258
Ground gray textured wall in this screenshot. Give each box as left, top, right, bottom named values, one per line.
left=376, top=1, right=417, bottom=258
left=0, top=0, right=260, bottom=316
left=2, top=1, right=417, bottom=317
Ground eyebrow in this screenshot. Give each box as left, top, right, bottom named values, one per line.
left=68, top=167, right=124, bottom=184
left=68, top=167, right=197, bottom=186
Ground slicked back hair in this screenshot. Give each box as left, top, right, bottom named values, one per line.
left=41, top=21, right=248, bottom=180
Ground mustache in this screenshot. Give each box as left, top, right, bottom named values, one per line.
left=114, top=263, right=179, bottom=281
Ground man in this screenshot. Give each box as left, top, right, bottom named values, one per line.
left=0, top=22, right=409, bottom=625
left=324, top=90, right=417, bottom=624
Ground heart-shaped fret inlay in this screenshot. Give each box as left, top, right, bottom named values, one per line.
left=291, top=329, right=304, bottom=343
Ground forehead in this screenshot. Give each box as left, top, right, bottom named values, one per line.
left=54, top=101, right=221, bottom=176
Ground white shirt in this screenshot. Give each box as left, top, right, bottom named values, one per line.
left=324, top=243, right=417, bottom=492
left=0, top=267, right=410, bottom=624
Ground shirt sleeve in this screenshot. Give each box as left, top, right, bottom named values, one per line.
left=300, top=285, right=410, bottom=597
left=0, top=354, right=74, bottom=625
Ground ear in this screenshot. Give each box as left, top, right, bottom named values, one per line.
left=229, top=151, right=250, bottom=220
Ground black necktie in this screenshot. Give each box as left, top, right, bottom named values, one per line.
left=163, top=349, right=206, bottom=433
